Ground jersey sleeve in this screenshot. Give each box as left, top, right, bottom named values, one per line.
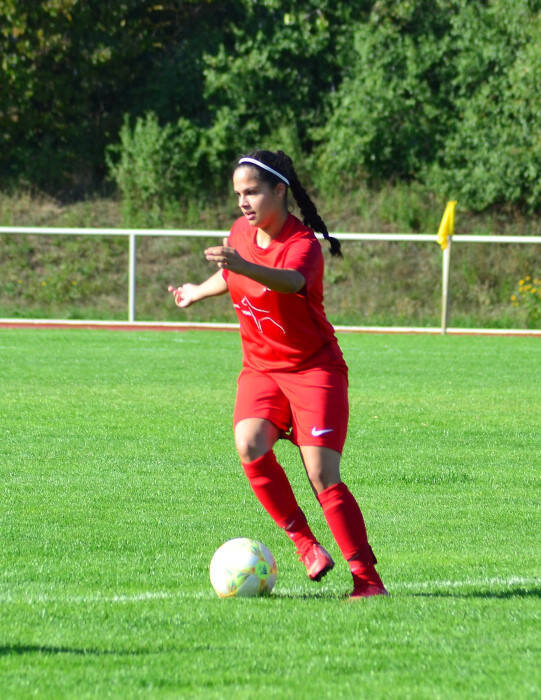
left=282, top=236, right=322, bottom=289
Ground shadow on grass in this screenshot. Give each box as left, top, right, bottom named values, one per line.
left=274, top=586, right=541, bottom=600
left=408, top=587, right=541, bottom=599
left=0, top=644, right=151, bottom=657
left=273, top=591, right=353, bottom=601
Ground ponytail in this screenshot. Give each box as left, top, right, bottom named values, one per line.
left=275, top=151, right=342, bottom=258
left=235, top=149, right=342, bottom=258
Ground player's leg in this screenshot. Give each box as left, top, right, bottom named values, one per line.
left=234, top=371, right=322, bottom=571
left=278, top=366, right=388, bottom=597
left=234, top=417, right=280, bottom=463
left=299, top=445, right=387, bottom=598
left=297, top=445, right=341, bottom=495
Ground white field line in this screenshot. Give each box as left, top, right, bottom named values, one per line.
left=0, top=590, right=211, bottom=604
left=0, top=590, right=212, bottom=605
left=0, top=577, right=538, bottom=605
left=392, top=576, right=541, bottom=590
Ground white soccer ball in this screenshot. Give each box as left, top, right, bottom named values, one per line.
left=209, top=538, right=277, bottom=598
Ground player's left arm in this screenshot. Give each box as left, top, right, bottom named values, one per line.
left=204, top=239, right=305, bottom=294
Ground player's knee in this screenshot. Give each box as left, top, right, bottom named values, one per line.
left=235, top=419, right=278, bottom=463
left=235, top=431, right=265, bottom=463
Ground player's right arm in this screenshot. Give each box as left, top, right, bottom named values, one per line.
left=168, top=270, right=228, bottom=308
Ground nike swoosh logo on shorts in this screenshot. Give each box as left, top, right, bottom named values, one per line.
left=311, top=427, right=334, bottom=437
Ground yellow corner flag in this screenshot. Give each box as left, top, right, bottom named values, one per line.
left=437, top=200, right=457, bottom=250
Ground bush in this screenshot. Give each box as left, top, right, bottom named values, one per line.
left=314, top=1, right=455, bottom=190
left=511, top=276, right=541, bottom=328
left=106, top=108, right=319, bottom=226
left=428, top=4, right=541, bottom=211
left=313, top=0, right=541, bottom=212
left=106, top=113, right=206, bottom=225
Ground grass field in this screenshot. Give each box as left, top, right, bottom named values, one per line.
left=1, top=329, right=540, bottom=698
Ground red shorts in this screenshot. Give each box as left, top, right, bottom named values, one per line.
left=234, top=365, right=349, bottom=454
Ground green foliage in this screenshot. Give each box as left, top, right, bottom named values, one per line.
left=313, top=0, right=541, bottom=211
left=106, top=108, right=253, bottom=225
left=512, top=275, right=541, bottom=327
left=106, top=113, right=201, bottom=226
left=315, top=0, right=454, bottom=188
left=0, top=0, right=232, bottom=194
left=429, top=3, right=541, bottom=210
left=201, top=1, right=369, bottom=154
left=1, top=0, right=541, bottom=210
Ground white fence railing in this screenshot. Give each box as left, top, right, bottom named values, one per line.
left=1, top=226, right=540, bottom=334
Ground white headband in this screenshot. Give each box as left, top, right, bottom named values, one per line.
left=238, top=157, right=290, bottom=186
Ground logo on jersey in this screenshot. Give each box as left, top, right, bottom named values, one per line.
left=234, top=296, right=285, bottom=335
left=311, top=427, right=334, bottom=437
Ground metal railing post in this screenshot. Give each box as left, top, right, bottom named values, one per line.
left=129, top=233, right=136, bottom=322
left=441, top=237, right=452, bottom=335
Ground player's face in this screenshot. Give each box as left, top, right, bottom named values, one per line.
left=233, top=166, right=286, bottom=229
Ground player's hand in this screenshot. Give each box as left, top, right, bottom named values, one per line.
left=204, top=238, right=246, bottom=273
left=168, top=283, right=198, bottom=308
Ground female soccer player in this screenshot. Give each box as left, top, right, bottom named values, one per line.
left=169, top=150, right=387, bottom=598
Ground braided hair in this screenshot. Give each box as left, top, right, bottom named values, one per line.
left=234, top=149, right=342, bottom=257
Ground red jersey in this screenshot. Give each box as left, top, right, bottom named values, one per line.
left=222, top=213, right=345, bottom=372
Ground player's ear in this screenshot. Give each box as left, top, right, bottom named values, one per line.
left=275, top=182, right=287, bottom=200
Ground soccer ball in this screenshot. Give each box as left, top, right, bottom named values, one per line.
left=209, top=538, right=277, bottom=598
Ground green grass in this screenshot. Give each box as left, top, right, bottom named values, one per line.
left=1, top=329, right=540, bottom=698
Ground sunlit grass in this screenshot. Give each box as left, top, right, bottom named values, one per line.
left=1, top=329, right=540, bottom=697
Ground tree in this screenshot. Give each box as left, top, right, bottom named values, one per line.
left=313, top=0, right=541, bottom=211
left=0, top=0, right=233, bottom=194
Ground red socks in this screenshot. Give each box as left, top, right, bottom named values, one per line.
left=317, top=482, right=377, bottom=575
left=242, top=451, right=317, bottom=554
left=242, top=453, right=381, bottom=582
